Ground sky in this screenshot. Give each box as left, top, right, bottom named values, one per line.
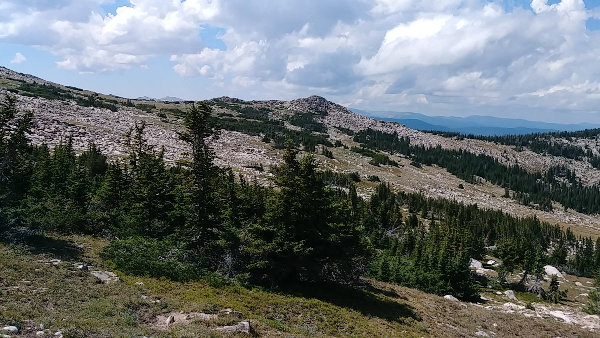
left=2, top=0, right=600, bottom=123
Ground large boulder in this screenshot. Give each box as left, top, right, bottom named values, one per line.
left=543, top=265, right=564, bottom=279
left=470, top=258, right=483, bottom=269
left=2, top=326, right=18, bottom=334
left=444, top=295, right=459, bottom=302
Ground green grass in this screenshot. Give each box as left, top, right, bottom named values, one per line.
left=1, top=231, right=594, bottom=337
left=0, top=231, right=426, bottom=337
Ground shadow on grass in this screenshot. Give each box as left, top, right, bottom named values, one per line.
left=279, top=281, right=421, bottom=323
left=1, top=228, right=83, bottom=261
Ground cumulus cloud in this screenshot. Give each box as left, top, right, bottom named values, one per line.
left=1, top=0, right=600, bottom=121
left=1, top=0, right=219, bottom=71
left=10, top=52, right=26, bottom=64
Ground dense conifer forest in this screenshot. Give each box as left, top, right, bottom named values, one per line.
left=2, top=94, right=600, bottom=304
left=455, top=129, right=600, bottom=169
left=353, top=129, right=600, bottom=214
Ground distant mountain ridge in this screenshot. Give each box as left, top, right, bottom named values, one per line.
left=136, top=96, right=185, bottom=102
left=351, top=109, right=600, bottom=136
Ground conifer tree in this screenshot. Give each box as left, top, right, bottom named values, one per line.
left=0, top=95, right=33, bottom=227
left=247, top=146, right=367, bottom=284
left=178, top=103, right=221, bottom=264
left=123, top=122, right=172, bottom=238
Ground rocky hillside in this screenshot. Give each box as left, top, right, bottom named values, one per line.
left=2, top=66, right=600, bottom=237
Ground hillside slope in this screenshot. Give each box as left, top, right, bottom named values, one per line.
left=2, top=66, right=600, bottom=237
left=1, top=232, right=598, bottom=337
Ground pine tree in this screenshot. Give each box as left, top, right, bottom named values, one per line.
left=247, top=147, right=367, bottom=284
left=91, top=162, right=126, bottom=235
left=544, top=275, right=567, bottom=303
left=123, top=122, right=172, bottom=238
left=178, top=103, right=221, bottom=264
left=0, top=94, right=33, bottom=227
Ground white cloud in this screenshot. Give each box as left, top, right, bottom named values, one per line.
left=10, top=52, right=26, bottom=64
left=1, top=0, right=600, bottom=122
left=0, top=0, right=220, bottom=72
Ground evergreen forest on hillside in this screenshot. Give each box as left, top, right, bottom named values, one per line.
left=440, top=128, right=600, bottom=170
left=352, top=129, right=600, bottom=213
left=3, top=94, right=600, bottom=305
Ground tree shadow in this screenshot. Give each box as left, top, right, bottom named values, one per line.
left=1, top=228, right=83, bottom=261
left=364, top=283, right=408, bottom=300
left=279, top=281, right=421, bottom=323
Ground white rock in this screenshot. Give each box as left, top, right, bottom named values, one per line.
left=549, top=310, right=572, bottom=323
left=504, top=290, right=518, bottom=301
left=543, top=265, right=564, bottom=279
left=475, top=268, right=493, bottom=276
left=135, top=281, right=144, bottom=286
left=166, top=315, right=175, bottom=327
left=216, top=320, right=250, bottom=333
left=475, top=331, right=489, bottom=337
left=2, top=326, right=18, bottom=334
left=575, top=282, right=583, bottom=287
left=36, top=331, right=45, bottom=336
left=220, top=308, right=243, bottom=319
left=444, top=295, right=459, bottom=302
left=197, top=313, right=218, bottom=321
left=90, top=271, right=119, bottom=283
left=503, top=302, right=525, bottom=310
left=487, top=260, right=497, bottom=266
left=470, top=258, right=483, bottom=269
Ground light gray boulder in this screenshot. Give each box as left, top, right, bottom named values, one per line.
left=444, top=295, right=459, bottom=302
left=1, top=326, right=18, bottom=334
left=504, top=290, right=518, bottom=301
left=216, top=320, right=250, bottom=333
left=91, top=271, right=119, bottom=283
left=470, top=258, right=483, bottom=269
left=544, top=265, right=564, bottom=279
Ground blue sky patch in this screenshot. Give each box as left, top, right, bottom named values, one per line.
left=101, top=0, right=132, bottom=16
left=587, top=18, right=600, bottom=31
left=584, top=0, right=600, bottom=9
left=200, top=25, right=227, bottom=51
left=494, top=0, right=599, bottom=12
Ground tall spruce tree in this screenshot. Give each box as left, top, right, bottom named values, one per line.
left=123, top=122, right=173, bottom=238
left=247, top=147, right=367, bottom=284
left=0, top=95, right=33, bottom=228
left=178, top=103, right=221, bottom=264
